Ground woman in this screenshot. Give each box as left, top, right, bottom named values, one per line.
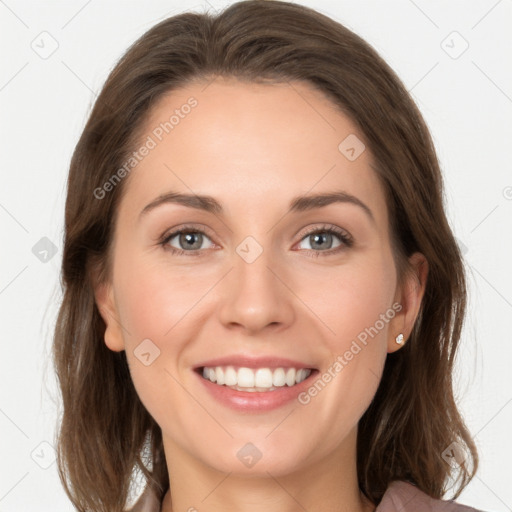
left=52, top=1, right=485, bottom=511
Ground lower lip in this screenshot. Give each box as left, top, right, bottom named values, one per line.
left=195, top=369, right=318, bottom=412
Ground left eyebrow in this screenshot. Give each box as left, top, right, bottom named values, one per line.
left=289, top=190, right=375, bottom=225
left=139, top=189, right=375, bottom=225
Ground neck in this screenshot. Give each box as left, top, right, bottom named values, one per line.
left=160, top=428, right=375, bottom=512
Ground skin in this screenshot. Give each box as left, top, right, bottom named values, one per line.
left=95, top=76, right=428, bottom=512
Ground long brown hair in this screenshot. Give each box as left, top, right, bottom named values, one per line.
left=52, top=1, right=478, bottom=510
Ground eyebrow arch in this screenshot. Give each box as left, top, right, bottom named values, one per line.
left=139, top=189, right=375, bottom=224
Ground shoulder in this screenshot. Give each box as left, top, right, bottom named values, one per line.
left=126, top=479, right=490, bottom=512
left=376, top=480, right=489, bottom=512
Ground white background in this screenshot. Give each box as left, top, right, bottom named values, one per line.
left=0, top=0, right=511, bottom=510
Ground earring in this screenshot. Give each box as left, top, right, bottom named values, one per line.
left=395, top=333, right=404, bottom=345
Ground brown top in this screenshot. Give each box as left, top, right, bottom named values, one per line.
left=127, top=480, right=486, bottom=512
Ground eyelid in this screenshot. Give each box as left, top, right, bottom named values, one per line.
left=159, top=223, right=216, bottom=242
left=296, top=223, right=352, bottom=244
left=159, top=222, right=353, bottom=255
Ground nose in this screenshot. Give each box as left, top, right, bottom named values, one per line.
left=218, top=245, right=295, bottom=335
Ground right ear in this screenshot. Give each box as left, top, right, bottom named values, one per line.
left=94, top=281, right=125, bottom=352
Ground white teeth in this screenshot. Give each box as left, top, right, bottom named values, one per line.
left=272, top=368, right=286, bottom=387
left=200, top=365, right=312, bottom=391
left=224, top=366, right=237, bottom=386
left=237, top=367, right=255, bottom=387
left=215, top=367, right=225, bottom=385
left=255, top=368, right=273, bottom=388
left=285, top=368, right=296, bottom=386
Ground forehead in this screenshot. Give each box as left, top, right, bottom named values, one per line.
left=119, top=77, right=388, bottom=231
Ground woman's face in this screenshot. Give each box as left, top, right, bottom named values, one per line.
left=96, top=77, right=425, bottom=478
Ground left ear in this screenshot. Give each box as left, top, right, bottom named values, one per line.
left=387, top=252, right=429, bottom=354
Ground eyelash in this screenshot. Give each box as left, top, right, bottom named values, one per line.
left=159, top=223, right=353, bottom=258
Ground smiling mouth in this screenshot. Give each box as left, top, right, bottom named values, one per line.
left=196, top=365, right=317, bottom=392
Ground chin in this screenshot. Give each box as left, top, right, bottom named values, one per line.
left=192, top=437, right=313, bottom=477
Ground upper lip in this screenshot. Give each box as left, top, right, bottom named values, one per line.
left=194, top=355, right=316, bottom=370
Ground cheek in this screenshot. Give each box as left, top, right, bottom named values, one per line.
left=112, top=253, right=220, bottom=415
left=112, top=258, right=194, bottom=436
left=299, top=254, right=395, bottom=414
left=114, top=252, right=213, bottom=344
left=301, top=253, right=397, bottom=349
left=300, top=255, right=395, bottom=425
